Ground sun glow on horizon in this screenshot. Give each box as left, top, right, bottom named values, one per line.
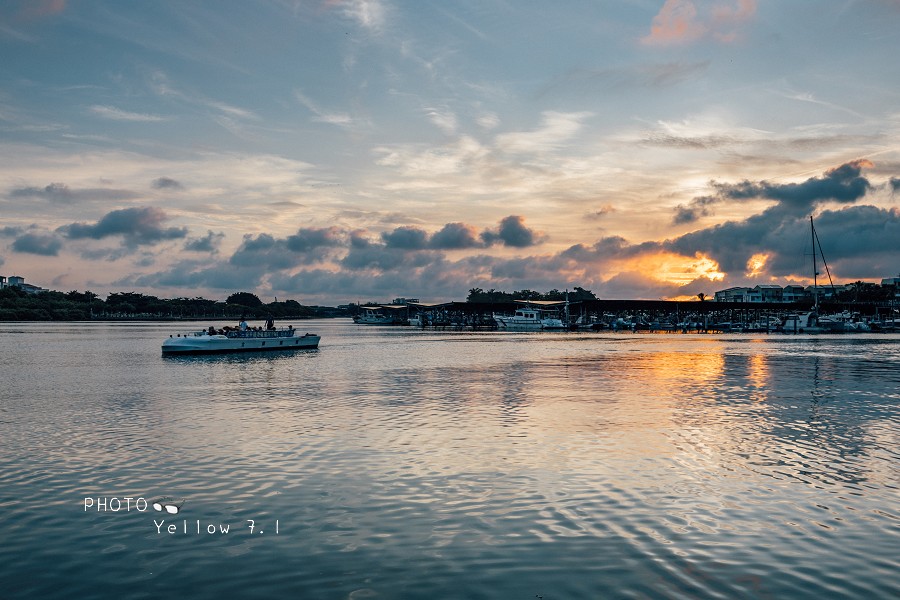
left=746, top=253, right=769, bottom=277
left=624, top=251, right=725, bottom=286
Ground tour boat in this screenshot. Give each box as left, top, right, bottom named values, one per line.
left=493, top=308, right=566, bottom=331
left=162, top=327, right=320, bottom=354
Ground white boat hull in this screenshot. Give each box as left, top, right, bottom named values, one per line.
left=493, top=314, right=566, bottom=331
left=162, top=331, right=320, bottom=354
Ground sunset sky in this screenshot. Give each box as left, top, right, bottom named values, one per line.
left=2, top=0, right=899, bottom=304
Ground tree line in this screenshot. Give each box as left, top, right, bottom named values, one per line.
left=466, top=286, right=598, bottom=303
left=0, top=288, right=326, bottom=321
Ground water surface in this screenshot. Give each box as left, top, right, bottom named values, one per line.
left=1, top=321, right=898, bottom=599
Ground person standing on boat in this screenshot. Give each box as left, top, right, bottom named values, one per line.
left=239, top=318, right=248, bottom=331
left=265, top=315, right=275, bottom=330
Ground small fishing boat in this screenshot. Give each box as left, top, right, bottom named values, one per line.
left=162, top=327, right=320, bottom=354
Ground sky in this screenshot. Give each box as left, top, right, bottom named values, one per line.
left=2, top=0, right=900, bottom=304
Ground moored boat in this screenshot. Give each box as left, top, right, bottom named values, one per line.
left=162, top=327, right=320, bottom=354
left=493, top=308, right=565, bottom=331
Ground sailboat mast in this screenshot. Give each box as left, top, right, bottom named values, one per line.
left=811, top=215, right=818, bottom=311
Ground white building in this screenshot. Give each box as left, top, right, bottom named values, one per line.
left=1, top=275, right=45, bottom=294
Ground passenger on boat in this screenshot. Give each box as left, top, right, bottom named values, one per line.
left=266, top=316, right=275, bottom=330
left=208, top=326, right=216, bottom=336
left=239, top=319, right=248, bottom=331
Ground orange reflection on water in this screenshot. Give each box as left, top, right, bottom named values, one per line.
left=748, top=352, right=769, bottom=390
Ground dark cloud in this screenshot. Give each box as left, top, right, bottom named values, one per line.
left=60, top=207, right=187, bottom=247
left=285, top=227, right=343, bottom=252
left=673, top=195, right=720, bottom=224
left=381, top=226, right=429, bottom=250
left=151, top=177, right=183, bottom=190
left=0, top=226, right=25, bottom=237
left=586, top=205, right=615, bottom=220
left=428, top=222, right=482, bottom=249
left=10, top=183, right=74, bottom=202
left=128, top=260, right=264, bottom=291
left=890, top=177, right=900, bottom=193
left=661, top=161, right=887, bottom=275
left=481, top=215, right=543, bottom=247
left=230, top=227, right=343, bottom=268
left=183, top=230, right=225, bottom=253
left=340, top=242, right=436, bottom=271
left=711, top=159, right=872, bottom=213
left=9, top=183, right=140, bottom=203
left=560, top=236, right=635, bottom=261
left=11, top=232, right=63, bottom=256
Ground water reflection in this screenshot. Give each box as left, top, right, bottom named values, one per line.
left=1, top=323, right=898, bottom=599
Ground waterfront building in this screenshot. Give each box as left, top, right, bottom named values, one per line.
left=782, top=285, right=806, bottom=302
left=0, top=275, right=45, bottom=294
left=714, top=287, right=751, bottom=302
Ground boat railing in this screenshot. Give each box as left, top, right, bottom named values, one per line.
left=226, top=329, right=296, bottom=339
left=185, top=328, right=297, bottom=338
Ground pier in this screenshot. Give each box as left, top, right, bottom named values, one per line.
left=358, top=299, right=896, bottom=332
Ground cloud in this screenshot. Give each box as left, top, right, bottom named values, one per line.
left=286, top=227, right=345, bottom=252
left=127, top=260, right=264, bottom=291
left=229, top=227, right=344, bottom=268
left=495, top=111, right=592, bottom=154
left=152, top=177, right=183, bottom=190
left=11, top=231, right=63, bottom=256
left=60, top=207, right=188, bottom=247
left=15, top=0, right=67, bottom=20
left=642, top=0, right=756, bottom=46
left=481, top=215, right=544, bottom=248
left=9, top=183, right=140, bottom=203
left=340, top=0, right=387, bottom=32
left=890, top=177, right=900, bottom=193
left=294, top=90, right=354, bottom=127
left=673, top=195, right=720, bottom=224
left=661, top=160, right=893, bottom=278
left=0, top=226, right=25, bottom=237
left=711, top=159, right=872, bottom=212
left=425, top=107, right=457, bottom=135
left=586, top=205, right=616, bottom=220
left=539, top=61, right=710, bottom=99
left=183, top=230, right=225, bottom=253
left=89, top=105, right=166, bottom=122
left=10, top=182, right=74, bottom=202
left=429, top=222, right=482, bottom=249
left=382, top=226, right=428, bottom=250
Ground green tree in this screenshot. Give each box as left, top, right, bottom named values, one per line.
left=226, top=292, right=263, bottom=307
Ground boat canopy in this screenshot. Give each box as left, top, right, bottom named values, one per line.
left=513, top=299, right=568, bottom=306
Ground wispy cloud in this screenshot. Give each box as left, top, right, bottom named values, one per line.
left=340, top=0, right=387, bottom=32
left=495, top=111, right=592, bottom=154
left=294, top=90, right=355, bottom=127
left=89, top=105, right=167, bottom=122
left=425, top=107, right=457, bottom=135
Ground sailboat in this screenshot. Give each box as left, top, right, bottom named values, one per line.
left=782, top=216, right=838, bottom=333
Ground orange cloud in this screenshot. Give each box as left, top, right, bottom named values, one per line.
left=745, top=252, right=768, bottom=277
left=642, top=0, right=756, bottom=46
left=18, top=0, right=66, bottom=20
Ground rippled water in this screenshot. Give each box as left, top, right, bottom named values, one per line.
left=1, top=321, right=898, bottom=599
